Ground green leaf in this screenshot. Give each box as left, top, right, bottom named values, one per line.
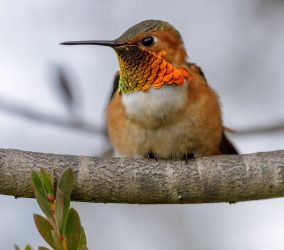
left=58, top=168, right=73, bottom=199
left=57, top=167, right=73, bottom=233
left=64, top=208, right=81, bottom=250
left=31, top=171, right=52, bottom=218
left=40, top=168, right=54, bottom=195
left=38, top=247, right=51, bottom=250
left=78, top=226, right=87, bottom=249
left=24, top=245, right=33, bottom=250
left=55, top=188, right=64, bottom=234
left=33, top=214, right=55, bottom=249
left=51, top=230, right=64, bottom=250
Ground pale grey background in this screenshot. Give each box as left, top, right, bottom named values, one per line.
left=0, top=0, right=284, bottom=249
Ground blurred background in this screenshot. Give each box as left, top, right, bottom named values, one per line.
left=1, top=0, right=284, bottom=249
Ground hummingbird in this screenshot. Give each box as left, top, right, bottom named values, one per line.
left=61, top=19, right=237, bottom=159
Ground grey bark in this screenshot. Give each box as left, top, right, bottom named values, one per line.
left=0, top=148, right=284, bottom=204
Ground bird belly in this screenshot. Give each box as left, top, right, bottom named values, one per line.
left=107, top=81, right=222, bottom=158
left=122, top=84, right=188, bottom=129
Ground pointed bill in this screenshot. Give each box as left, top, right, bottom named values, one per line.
left=60, top=40, right=125, bottom=47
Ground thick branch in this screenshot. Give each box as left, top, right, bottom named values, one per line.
left=0, top=148, right=284, bottom=204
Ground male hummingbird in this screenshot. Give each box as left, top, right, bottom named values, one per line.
left=61, top=19, right=237, bottom=159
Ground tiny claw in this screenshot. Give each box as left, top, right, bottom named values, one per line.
left=147, top=152, right=158, bottom=161
left=181, top=153, right=195, bottom=163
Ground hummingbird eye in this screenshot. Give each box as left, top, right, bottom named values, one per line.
left=141, top=36, right=155, bottom=47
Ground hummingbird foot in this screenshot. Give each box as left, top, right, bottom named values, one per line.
left=146, top=152, right=158, bottom=161
left=181, top=153, right=195, bottom=163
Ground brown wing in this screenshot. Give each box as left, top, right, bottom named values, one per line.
left=187, top=63, right=238, bottom=155
left=220, top=132, right=238, bottom=154
left=109, top=71, right=120, bottom=101
left=103, top=71, right=120, bottom=138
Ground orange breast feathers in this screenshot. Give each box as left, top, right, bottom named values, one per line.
left=141, top=50, right=193, bottom=91
left=116, top=47, right=193, bottom=93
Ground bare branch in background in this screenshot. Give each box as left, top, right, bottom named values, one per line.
left=56, top=66, right=77, bottom=108
left=233, top=121, right=284, bottom=136
left=0, top=148, right=284, bottom=204
left=0, top=63, right=106, bottom=135
left=50, top=65, right=81, bottom=120
left=0, top=97, right=104, bottom=135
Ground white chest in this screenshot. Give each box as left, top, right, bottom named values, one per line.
left=122, top=84, right=188, bottom=123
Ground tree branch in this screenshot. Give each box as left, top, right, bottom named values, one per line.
left=0, top=148, right=284, bottom=204
left=234, top=121, right=284, bottom=135
left=0, top=97, right=104, bottom=135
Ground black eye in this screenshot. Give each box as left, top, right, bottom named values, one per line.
left=141, top=36, right=154, bottom=47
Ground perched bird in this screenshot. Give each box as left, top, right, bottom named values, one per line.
left=61, top=19, right=237, bottom=159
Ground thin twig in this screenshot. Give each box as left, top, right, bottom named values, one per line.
left=233, top=122, right=284, bottom=135
left=0, top=97, right=104, bottom=135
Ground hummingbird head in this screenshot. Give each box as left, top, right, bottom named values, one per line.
left=61, top=20, right=191, bottom=93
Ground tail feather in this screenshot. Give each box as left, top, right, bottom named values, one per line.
left=220, top=133, right=238, bottom=155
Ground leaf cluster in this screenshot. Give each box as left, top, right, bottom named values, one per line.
left=16, top=168, right=88, bottom=250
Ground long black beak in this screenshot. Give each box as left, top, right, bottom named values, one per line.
left=60, top=40, right=124, bottom=47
